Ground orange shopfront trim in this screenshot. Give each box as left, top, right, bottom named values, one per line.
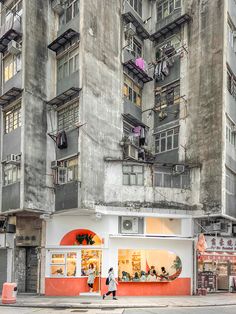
left=45, top=277, right=191, bottom=296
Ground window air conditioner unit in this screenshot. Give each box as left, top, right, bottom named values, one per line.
left=212, top=222, right=222, bottom=231
left=125, top=22, right=136, bottom=38
left=221, top=222, right=232, bottom=236
left=7, top=40, right=21, bottom=55
left=173, top=164, right=185, bottom=174
left=6, top=154, right=21, bottom=165
left=124, top=144, right=138, bottom=160
left=121, top=217, right=139, bottom=234
left=51, top=0, right=64, bottom=15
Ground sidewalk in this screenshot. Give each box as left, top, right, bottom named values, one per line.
left=1, top=293, right=236, bottom=309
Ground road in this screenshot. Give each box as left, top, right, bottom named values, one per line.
left=1, top=306, right=236, bottom=314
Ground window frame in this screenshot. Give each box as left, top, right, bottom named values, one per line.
left=127, top=0, right=142, bottom=17
left=157, top=0, right=181, bottom=21
left=123, top=74, right=142, bottom=107
left=153, top=170, right=190, bottom=189
left=54, top=157, right=78, bottom=185
left=3, top=53, right=22, bottom=83
left=50, top=251, right=78, bottom=277
left=4, top=102, right=21, bottom=134
left=57, top=46, right=79, bottom=81
left=59, top=0, right=79, bottom=26
left=155, top=81, right=180, bottom=111
left=57, top=101, right=79, bottom=132
left=155, top=127, right=179, bottom=154
left=123, top=164, right=144, bottom=186
left=3, top=163, right=21, bottom=186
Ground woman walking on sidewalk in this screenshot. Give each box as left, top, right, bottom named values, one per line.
left=103, top=267, right=118, bottom=300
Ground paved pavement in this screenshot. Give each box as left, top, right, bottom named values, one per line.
left=1, top=293, right=236, bottom=310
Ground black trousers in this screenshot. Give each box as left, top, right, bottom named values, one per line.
left=88, top=283, right=93, bottom=288
left=106, top=290, right=116, bottom=297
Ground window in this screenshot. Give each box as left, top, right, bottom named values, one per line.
left=3, top=164, right=20, bottom=186
left=5, top=0, right=22, bottom=23
left=155, top=82, right=180, bottom=110
left=118, top=249, right=182, bottom=282
left=228, top=20, right=236, bottom=51
left=4, top=103, right=21, bottom=134
left=50, top=252, right=77, bottom=277
left=127, top=0, right=142, bottom=17
left=155, top=127, right=179, bottom=154
left=226, top=168, right=236, bottom=195
left=154, top=170, right=190, bottom=189
left=59, top=0, right=79, bottom=25
left=157, top=0, right=181, bottom=21
left=123, top=75, right=142, bottom=107
left=57, top=47, right=79, bottom=81
left=55, top=157, right=78, bottom=185
left=3, top=54, right=21, bottom=83
left=57, top=102, right=79, bottom=131
left=227, top=69, right=236, bottom=100
left=129, top=37, right=142, bottom=59
left=226, top=120, right=236, bottom=147
left=123, top=165, right=144, bottom=185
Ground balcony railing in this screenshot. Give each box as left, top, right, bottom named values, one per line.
left=156, top=8, right=182, bottom=32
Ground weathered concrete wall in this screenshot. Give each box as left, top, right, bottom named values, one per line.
left=79, top=0, right=123, bottom=207
left=22, top=0, right=50, bottom=211
left=185, top=0, right=224, bottom=213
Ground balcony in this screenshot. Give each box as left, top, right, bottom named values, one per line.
left=122, top=0, right=149, bottom=40
left=48, top=28, right=80, bottom=54
left=0, top=14, right=22, bottom=53
left=150, top=10, right=191, bottom=42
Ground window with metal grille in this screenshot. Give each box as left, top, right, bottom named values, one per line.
left=57, top=102, right=79, bottom=131
left=127, top=0, right=142, bottom=17
left=5, top=0, right=22, bottom=23
left=57, top=47, right=79, bottom=81
left=3, top=164, right=20, bottom=186
left=123, top=74, right=142, bottom=107
left=3, top=53, right=21, bottom=83
left=154, top=170, right=190, bottom=189
left=155, top=81, right=180, bottom=110
left=157, top=0, right=181, bottom=21
left=155, top=127, right=179, bottom=154
left=4, top=103, right=21, bottom=134
left=123, top=165, right=144, bottom=186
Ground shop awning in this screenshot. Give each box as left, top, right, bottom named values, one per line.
left=48, top=28, right=80, bottom=53
left=0, top=87, right=22, bottom=107
left=122, top=12, right=150, bottom=40
left=123, top=60, right=153, bottom=83
left=122, top=113, right=149, bottom=129
left=47, top=87, right=81, bottom=107
left=150, top=14, right=191, bottom=42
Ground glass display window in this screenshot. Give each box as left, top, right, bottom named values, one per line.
left=50, top=252, right=77, bottom=277
left=118, top=249, right=182, bottom=282
left=81, top=249, right=101, bottom=277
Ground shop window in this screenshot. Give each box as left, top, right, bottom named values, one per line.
left=118, top=249, right=182, bottom=282
left=123, top=165, right=144, bottom=186
left=4, top=103, right=21, bottom=134
left=59, top=0, right=79, bottom=25
left=155, top=81, right=180, bottom=111
left=54, top=157, right=78, bottom=185
left=145, top=217, right=181, bottom=235
left=127, top=0, right=142, bottom=17
left=81, top=249, right=101, bottom=276
left=50, top=252, right=76, bottom=277
left=123, top=74, right=142, bottom=107
left=157, top=0, right=181, bottom=21
left=57, top=101, right=79, bottom=132
left=154, top=170, right=190, bottom=189
left=3, top=54, right=21, bottom=83
left=3, top=164, right=20, bottom=186
left=57, top=47, right=79, bottom=81
left=155, top=127, right=179, bottom=154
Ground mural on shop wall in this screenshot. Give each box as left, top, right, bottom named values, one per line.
left=118, top=249, right=182, bottom=282
left=60, top=229, right=102, bottom=246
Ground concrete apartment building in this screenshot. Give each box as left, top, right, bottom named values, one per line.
left=0, top=0, right=236, bottom=296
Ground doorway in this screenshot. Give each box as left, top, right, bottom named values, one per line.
left=81, top=249, right=102, bottom=293
left=15, top=247, right=38, bottom=293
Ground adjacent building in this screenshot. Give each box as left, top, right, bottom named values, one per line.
left=0, top=0, right=236, bottom=296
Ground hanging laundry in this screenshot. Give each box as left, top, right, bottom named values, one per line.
left=56, top=130, right=68, bottom=149
left=162, top=60, right=169, bottom=76
left=132, top=125, right=142, bottom=137
left=135, top=57, right=145, bottom=71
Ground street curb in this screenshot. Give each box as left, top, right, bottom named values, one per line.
left=1, top=303, right=236, bottom=309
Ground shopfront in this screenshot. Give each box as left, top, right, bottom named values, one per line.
left=45, top=215, right=193, bottom=296
left=197, top=236, right=236, bottom=292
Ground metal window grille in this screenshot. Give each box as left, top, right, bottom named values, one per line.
left=57, top=102, right=79, bottom=131
left=4, top=103, right=21, bottom=134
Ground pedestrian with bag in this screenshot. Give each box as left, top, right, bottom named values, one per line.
left=103, top=267, right=118, bottom=300
left=87, top=263, right=95, bottom=292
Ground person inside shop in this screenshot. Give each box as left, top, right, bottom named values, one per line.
left=159, top=267, right=169, bottom=280
left=103, top=267, right=118, bottom=300
left=121, top=271, right=130, bottom=282
left=87, top=263, right=95, bottom=293
left=133, top=272, right=140, bottom=282
left=147, top=270, right=157, bottom=281
left=140, top=271, right=147, bottom=281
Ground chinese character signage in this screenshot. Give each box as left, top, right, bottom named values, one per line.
left=205, top=236, right=236, bottom=251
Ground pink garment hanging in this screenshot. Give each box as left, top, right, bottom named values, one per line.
left=135, top=58, right=145, bottom=71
